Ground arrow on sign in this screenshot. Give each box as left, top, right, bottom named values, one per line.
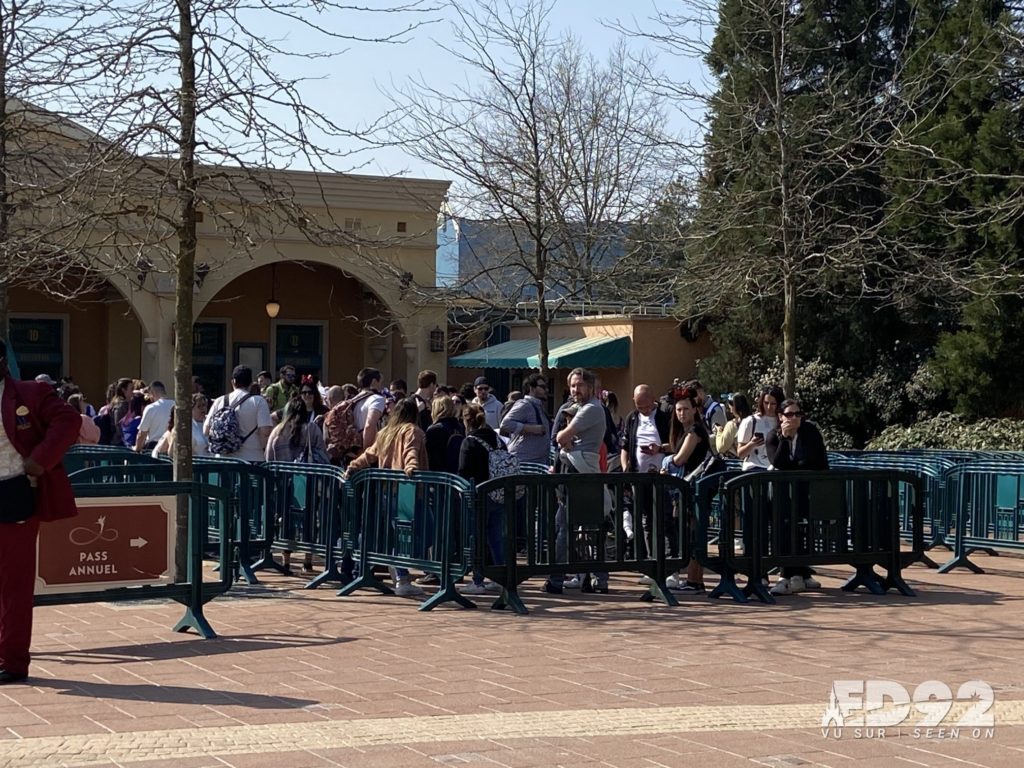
left=130, top=537, right=148, bottom=549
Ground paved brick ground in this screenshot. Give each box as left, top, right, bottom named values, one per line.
left=3, top=551, right=1024, bottom=767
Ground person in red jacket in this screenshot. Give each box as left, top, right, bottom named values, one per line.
left=0, top=338, right=80, bottom=684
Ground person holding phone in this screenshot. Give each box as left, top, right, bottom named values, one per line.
left=736, top=385, right=784, bottom=472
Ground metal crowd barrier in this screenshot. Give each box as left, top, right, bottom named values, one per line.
left=65, top=444, right=166, bottom=474
left=337, top=469, right=476, bottom=611
left=261, top=462, right=349, bottom=588
left=828, top=454, right=949, bottom=566
left=938, top=460, right=1024, bottom=574
left=50, top=467, right=233, bottom=638
left=708, top=469, right=924, bottom=604
left=474, top=472, right=693, bottom=614
left=192, top=457, right=272, bottom=585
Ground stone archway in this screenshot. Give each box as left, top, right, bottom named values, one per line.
left=189, top=258, right=446, bottom=393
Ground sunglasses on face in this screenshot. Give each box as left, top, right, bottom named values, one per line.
left=780, top=411, right=803, bottom=418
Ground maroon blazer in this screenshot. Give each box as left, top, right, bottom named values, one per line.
left=1, top=375, right=81, bottom=522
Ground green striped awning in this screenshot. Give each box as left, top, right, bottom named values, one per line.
left=449, top=335, right=630, bottom=369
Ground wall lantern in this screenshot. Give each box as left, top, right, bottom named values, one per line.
left=429, top=325, right=445, bottom=353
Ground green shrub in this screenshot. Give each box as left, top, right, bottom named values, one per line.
left=867, top=413, right=1024, bottom=450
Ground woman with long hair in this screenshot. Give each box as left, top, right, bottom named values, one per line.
left=298, top=375, right=327, bottom=423
left=344, top=397, right=428, bottom=596
left=662, top=388, right=711, bottom=593
left=119, top=392, right=146, bottom=450
left=736, top=385, right=784, bottom=471
left=265, top=396, right=328, bottom=463
left=716, top=393, right=752, bottom=458
left=457, top=402, right=505, bottom=595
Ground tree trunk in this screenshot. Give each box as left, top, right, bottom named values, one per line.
left=782, top=271, right=796, bottom=400
left=173, top=0, right=197, bottom=581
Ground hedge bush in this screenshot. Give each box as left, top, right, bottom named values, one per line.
left=867, top=413, right=1024, bottom=451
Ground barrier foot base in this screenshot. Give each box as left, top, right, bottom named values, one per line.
left=491, top=587, right=528, bottom=615
left=743, top=580, right=775, bottom=604
left=305, top=565, right=349, bottom=590
left=937, top=554, right=984, bottom=574
left=172, top=607, right=216, bottom=639
left=336, top=573, right=393, bottom=597
left=249, top=555, right=290, bottom=576
left=708, top=574, right=748, bottom=604
left=418, top=583, right=477, bottom=612
left=883, top=571, right=916, bottom=597
left=841, top=566, right=887, bottom=594
left=966, top=547, right=999, bottom=557
left=915, top=552, right=939, bottom=570
left=643, top=581, right=679, bottom=606
left=236, top=559, right=259, bottom=585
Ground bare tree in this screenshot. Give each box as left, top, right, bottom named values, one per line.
left=52, top=0, right=437, bottom=577
left=382, top=0, right=677, bottom=377
left=0, top=2, right=146, bottom=337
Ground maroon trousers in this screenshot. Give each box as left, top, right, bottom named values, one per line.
left=0, top=517, right=40, bottom=676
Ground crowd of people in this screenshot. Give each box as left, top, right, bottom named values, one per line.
left=49, top=362, right=828, bottom=599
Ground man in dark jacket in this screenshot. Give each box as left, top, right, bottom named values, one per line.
left=0, top=338, right=80, bottom=684
left=765, top=399, right=829, bottom=595
left=619, top=384, right=673, bottom=560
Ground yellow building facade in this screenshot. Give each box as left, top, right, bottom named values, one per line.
left=8, top=170, right=451, bottom=402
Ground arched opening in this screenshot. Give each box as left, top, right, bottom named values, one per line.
left=195, top=261, right=411, bottom=396
left=7, top=281, right=146, bottom=404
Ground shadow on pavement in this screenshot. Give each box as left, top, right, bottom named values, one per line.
left=33, top=633, right=355, bottom=664
left=31, top=678, right=318, bottom=709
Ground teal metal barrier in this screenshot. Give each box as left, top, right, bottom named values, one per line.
left=193, top=457, right=272, bottom=585
left=710, top=469, right=924, bottom=604
left=41, top=468, right=233, bottom=638
left=829, top=454, right=948, bottom=566
left=337, top=469, right=476, bottom=611
left=938, top=460, right=1024, bottom=574
left=261, top=462, right=349, bottom=589
left=65, top=444, right=166, bottom=474
left=475, top=472, right=692, bottom=615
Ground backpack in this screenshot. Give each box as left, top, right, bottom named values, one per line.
left=324, top=391, right=372, bottom=461
left=207, top=392, right=256, bottom=455
left=469, top=435, right=523, bottom=504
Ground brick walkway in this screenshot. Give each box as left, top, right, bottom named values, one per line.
left=4, top=553, right=1024, bottom=767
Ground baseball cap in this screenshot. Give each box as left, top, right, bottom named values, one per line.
left=35, top=374, right=56, bottom=386
left=474, top=376, right=489, bottom=387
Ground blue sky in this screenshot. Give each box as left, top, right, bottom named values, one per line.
left=268, top=0, right=710, bottom=180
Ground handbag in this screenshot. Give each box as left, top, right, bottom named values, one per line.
left=0, top=475, right=36, bottom=524
left=683, top=447, right=728, bottom=484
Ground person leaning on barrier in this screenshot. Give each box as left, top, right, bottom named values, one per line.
left=765, top=399, right=828, bottom=596
left=546, top=367, right=611, bottom=595
left=619, top=384, right=671, bottom=554
left=343, top=397, right=428, bottom=597
left=0, top=338, right=81, bottom=685
left=458, top=402, right=505, bottom=595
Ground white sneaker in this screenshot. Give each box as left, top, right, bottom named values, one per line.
left=770, top=577, right=792, bottom=596
left=665, top=574, right=682, bottom=590
left=483, top=580, right=501, bottom=592
left=803, top=575, right=821, bottom=590
left=564, top=576, right=582, bottom=589
left=394, top=582, right=425, bottom=597
left=788, top=575, right=807, bottom=593
left=637, top=575, right=654, bottom=585
left=461, top=582, right=488, bottom=595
